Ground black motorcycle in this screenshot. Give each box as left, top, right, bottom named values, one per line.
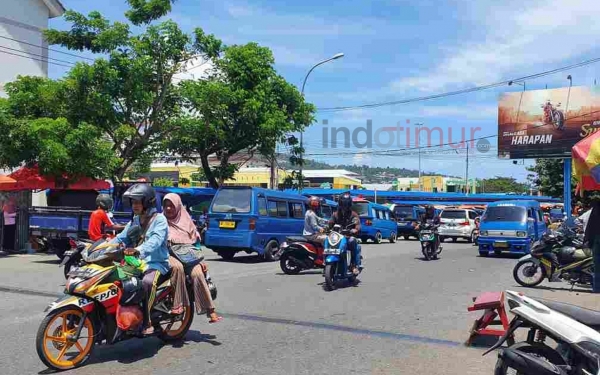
left=418, top=221, right=442, bottom=260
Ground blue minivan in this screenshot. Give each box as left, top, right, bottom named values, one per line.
left=477, top=200, right=547, bottom=256
left=390, top=203, right=425, bottom=240
left=352, top=198, right=398, bottom=244
left=204, top=186, right=312, bottom=261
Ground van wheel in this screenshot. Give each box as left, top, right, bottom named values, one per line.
left=374, top=232, right=382, bottom=244
left=389, top=232, right=397, bottom=243
left=263, top=240, right=280, bottom=262
left=468, top=231, right=475, bottom=243
left=452, top=237, right=457, bottom=243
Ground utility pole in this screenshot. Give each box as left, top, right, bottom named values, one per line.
left=465, top=142, right=469, bottom=195
left=415, top=123, right=423, bottom=191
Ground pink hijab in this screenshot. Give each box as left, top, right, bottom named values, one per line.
left=163, top=193, right=199, bottom=245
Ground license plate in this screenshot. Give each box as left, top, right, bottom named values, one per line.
left=448, top=223, right=456, bottom=227
left=219, top=221, right=236, bottom=229
left=324, top=248, right=340, bottom=255
left=494, top=241, right=508, bottom=248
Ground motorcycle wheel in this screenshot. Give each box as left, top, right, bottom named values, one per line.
left=158, top=290, right=195, bottom=342
left=431, top=245, right=438, bottom=260
left=424, top=244, right=431, bottom=261
left=494, top=342, right=566, bottom=375
left=324, top=264, right=336, bottom=291
left=63, top=261, right=73, bottom=279
left=280, top=253, right=302, bottom=275
left=36, top=306, right=95, bottom=371
left=513, top=259, right=546, bottom=287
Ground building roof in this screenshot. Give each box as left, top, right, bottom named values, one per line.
left=362, top=184, right=393, bottom=191
left=42, top=0, right=66, bottom=18
left=300, top=169, right=359, bottom=178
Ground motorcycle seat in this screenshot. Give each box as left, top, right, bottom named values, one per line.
left=285, top=236, right=322, bottom=247
left=533, top=297, right=600, bottom=329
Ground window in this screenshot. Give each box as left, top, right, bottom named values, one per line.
left=394, top=206, right=413, bottom=220
left=277, top=201, right=288, bottom=217
left=377, top=210, right=385, bottom=220
left=385, top=211, right=390, bottom=220
left=211, top=188, right=252, bottom=213
left=352, top=202, right=370, bottom=217
left=482, top=206, right=526, bottom=222
left=267, top=200, right=278, bottom=216
left=289, top=202, right=304, bottom=218
left=440, top=210, right=467, bottom=220
left=468, top=211, right=478, bottom=220
left=321, top=205, right=333, bottom=219
left=537, top=209, right=544, bottom=222
left=258, top=197, right=267, bottom=216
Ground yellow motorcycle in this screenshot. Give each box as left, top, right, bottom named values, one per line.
left=36, top=226, right=194, bottom=371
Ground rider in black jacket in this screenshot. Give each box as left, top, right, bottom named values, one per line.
left=328, top=192, right=362, bottom=275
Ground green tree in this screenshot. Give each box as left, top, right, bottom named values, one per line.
left=481, top=177, right=528, bottom=194
left=168, top=42, right=315, bottom=188
left=0, top=0, right=221, bottom=181
left=526, top=159, right=570, bottom=198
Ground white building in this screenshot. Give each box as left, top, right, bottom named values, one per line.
left=0, top=0, right=65, bottom=96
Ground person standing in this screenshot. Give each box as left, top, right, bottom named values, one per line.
left=2, top=196, right=16, bottom=252
left=583, top=199, right=600, bottom=293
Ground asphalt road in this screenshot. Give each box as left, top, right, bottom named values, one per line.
left=0, top=239, right=595, bottom=375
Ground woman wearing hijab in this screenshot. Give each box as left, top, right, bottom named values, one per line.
left=162, top=193, right=222, bottom=322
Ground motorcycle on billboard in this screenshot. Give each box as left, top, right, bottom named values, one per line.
left=541, top=100, right=565, bottom=130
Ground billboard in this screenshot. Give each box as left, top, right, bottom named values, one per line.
left=498, top=85, right=600, bottom=159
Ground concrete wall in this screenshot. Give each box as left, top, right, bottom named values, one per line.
left=0, top=0, right=50, bottom=96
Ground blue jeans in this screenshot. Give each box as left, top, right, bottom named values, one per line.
left=346, top=237, right=361, bottom=268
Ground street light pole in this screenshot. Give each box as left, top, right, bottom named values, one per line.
left=298, top=53, right=344, bottom=193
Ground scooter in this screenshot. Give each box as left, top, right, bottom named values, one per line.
left=279, top=236, right=325, bottom=275
left=417, top=221, right=442, bottom=260
left=484, top=290, right=600, bottom=375
left=322, top=224, right=363, bottom=291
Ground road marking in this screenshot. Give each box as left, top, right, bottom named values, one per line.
left=221, top=312, right=463, bottom=347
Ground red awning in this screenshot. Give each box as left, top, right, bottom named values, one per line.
left=7, top=165, right=110, bottom=191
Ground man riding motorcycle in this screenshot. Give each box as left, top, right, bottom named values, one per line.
left=328, top=192, right=362, bottom=276
left=417, top=205, right=441, bottom=247
left=112, top=183, right=170, bottom=335
left=304, top=196, right=327, bottom=246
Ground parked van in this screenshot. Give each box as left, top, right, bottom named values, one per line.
left=389, top=203, right=424, bottom=240
left=477, top=200, right=547, bottom=256
left=352, top=198, right=397, bottom=244
left=204, top=186, right=309, bottom=261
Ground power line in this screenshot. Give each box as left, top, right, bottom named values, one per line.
left=0, top=44, right=75, bottom=66
left=317, top=56, right=600, bottom=112
left=0, top=35, right=95, bottom=62
left=0, top=49, right=73, bottom=68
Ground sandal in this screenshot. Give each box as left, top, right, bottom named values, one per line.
left=142, top=325, right=155, bottom=335
left=208, top=309, right=223, bottom=323
left=170, top=305, right=184, bottom=315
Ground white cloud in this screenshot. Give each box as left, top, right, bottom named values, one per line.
left=226, top=4, right=254, bottom=18
left=419, top=105, right=497, bottom=119
left=391, top=0, right=600, bottom=93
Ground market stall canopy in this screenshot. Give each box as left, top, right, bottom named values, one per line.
left=572, top=131, right=600, bottom=195
left=7, top=165, right=110, bottom=191
left=0, top=175, right=18, bottom=191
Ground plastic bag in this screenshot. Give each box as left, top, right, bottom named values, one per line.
left=116, top=304, right=143, bottom=331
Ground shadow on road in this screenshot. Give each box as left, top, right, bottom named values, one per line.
left=477, top=253, right=522, bottom=260
left=275, top=270, right=323, bottom=276
left=206, top=255, right=264, bottom=264
left=31, top=259, right=61, bottom=265
left=413, top=257, right=441, bottom=262
left=513, top=284, right=595, bottom=294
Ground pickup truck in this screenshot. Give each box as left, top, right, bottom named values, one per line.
left=29, top=206, right=131, bottom=259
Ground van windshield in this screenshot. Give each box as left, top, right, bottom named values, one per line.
left=483, top=206, right=526, bottom=222
left=394, top=206, right=413, bottom=219
left=352, top=202, right=370, bottom=217
left=211, top=189, right=252, bottom=213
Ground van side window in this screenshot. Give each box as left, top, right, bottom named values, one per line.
left=378, top=210, right=385, bottom=220
left=322, top=206, right=332, bottom=219
left=277, top=201, right=288, bottom=217
left=258, top=197, right=267, bottom=216
left=289, top=202, right=303, bottom=218
left=468, top=211, right=477, bottom=220
left=371, top=208, right=377, bottom=218
left=267, top=200, right=278, bottom=217
left=385, top=211, right=390, bottom=220
left=537, top=209, right=543, bottom=222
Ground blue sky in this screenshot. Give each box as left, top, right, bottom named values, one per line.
left=48, top=0, right=600, bottom=182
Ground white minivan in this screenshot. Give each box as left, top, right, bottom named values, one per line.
left=438, top=208, right=479, bottom=243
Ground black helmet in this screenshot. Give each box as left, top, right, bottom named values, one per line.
left=123, top=183, right=156, bottom=210
left=96, top=194, right=113, bottom=210
left=338, top=192, right=352, bottom=211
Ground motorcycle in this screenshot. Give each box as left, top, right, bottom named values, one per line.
left=513, top=228, right=592, bottom=289
left=36, top=226, right=204, bottom=371
left=541, top=101, right=566, bottom=130
left=59, top=237, right=97, bottom=279
left=322, top=224, right=363, bottom=291
left=483, top=290, right=600, bottom=375
left=473, top=217, right=481, bottom=247
left=418, top=221, right=442, bottom=260
left=279, top=235, right=325, bottom=275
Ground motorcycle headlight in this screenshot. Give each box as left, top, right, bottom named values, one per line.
left=517, top=231, right=527, bottom=237
left=328, top=232, right=342, bottom=247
